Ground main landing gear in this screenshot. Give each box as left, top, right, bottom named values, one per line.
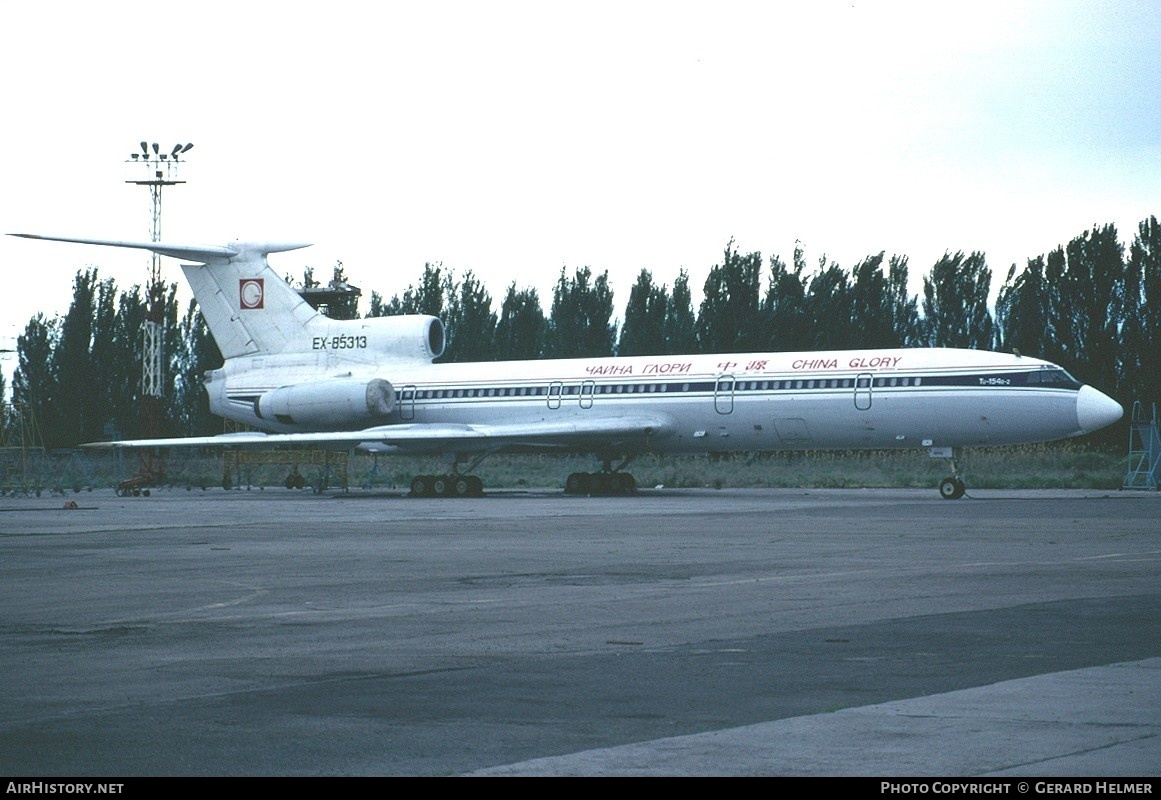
left=409, top=473, right=484, bottom=497
left=564, top=471, right=637, bottom=495
left=564, top=456, right=639, bottom=496
left=408, top=452, right=489, bottom=497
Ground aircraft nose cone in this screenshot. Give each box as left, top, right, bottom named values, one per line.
left=1076, top=385, right=1123, bottom=434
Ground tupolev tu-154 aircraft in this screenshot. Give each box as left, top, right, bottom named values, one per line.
left=12, top=233, right=1124, bottom=499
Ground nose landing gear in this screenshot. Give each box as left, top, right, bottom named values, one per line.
left=937, top=449, right=966, bottom=499
left=939, top=476, right=966, bottom=500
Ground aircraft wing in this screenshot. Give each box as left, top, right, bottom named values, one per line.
left=82, top=415, right=675, bottom=453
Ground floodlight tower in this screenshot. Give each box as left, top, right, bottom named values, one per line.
left=125, top=141, right=193, bottom=480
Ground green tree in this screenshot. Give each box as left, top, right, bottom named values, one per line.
left=442, top=270, right=497, bottom=362
left=52, top=270, right=99, bottom=446
left=12, top=314, right=58, bottom=447
left=173, top=299, right=224, bottom=436
left=366, top=291, right=388, bottom=318
left=850, top=253, right=919, bottom=348
left=87, top=276, right=120, bottom=440
left=921, top=251, right=994, bottom=349
left=156, top=281, right=183, bottom=437
left=1038, top=246, right=1071, bottom=366
left=698, top=241, right=763, bottom=353
left=495, top=283, right=546, bottom=361
left=1122, top=216, right=1161, bottom=406
left=105, top=286, right=148, bottom=440
left=760, top=244, right=809, bottom=352
left=618, top=269, right=669, bottom=356
left=804, top=257, right=852, bottom=350
left=545, top=267, right=616, bottom=358
left=997, top=256, right=1049, bottom=357
left=664, top=269, right=698, bottom=354
left=886, top=254, right=921, bottom=347
left=1059, top=224, right=1124, bottom=395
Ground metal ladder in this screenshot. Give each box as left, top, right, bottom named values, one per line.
left=1122, top=401, right=1161, bottom=490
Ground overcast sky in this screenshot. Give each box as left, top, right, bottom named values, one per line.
left=2, top=0, right=1159, bottom=376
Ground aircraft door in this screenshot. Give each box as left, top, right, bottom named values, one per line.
left=854, top=373, right=872, bottom=411
left=580, top=379, right=595, bottom=409
left=714, top=375, right=735, bottom=415
left=400, top=384, right=417, bottom=420
left=547, top=380, right=563, bottom=410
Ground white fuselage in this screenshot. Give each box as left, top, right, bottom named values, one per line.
left=206, top=346, right=1104, bottom=456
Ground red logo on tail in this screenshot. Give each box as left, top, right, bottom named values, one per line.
left=240, top=278, right=264, bottom=309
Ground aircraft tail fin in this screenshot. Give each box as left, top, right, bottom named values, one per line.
left=10, top=234, right=319, bottom=359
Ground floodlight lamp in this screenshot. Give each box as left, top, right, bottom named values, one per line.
left=181, top=143, right=194, bottom=153
left=152, top=142, right=159, bottom=154
left=131, top=153, right=139, bottom=160
left=171, top=144, right=183, bottom=156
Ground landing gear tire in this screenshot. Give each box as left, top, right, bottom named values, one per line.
left=939, top=477, right=966, bottom=500
left=565, top=472, right=590, bottom=495
left=410, top=475, right=432, bottom=497
left=610, top=472, right=636, bottom=493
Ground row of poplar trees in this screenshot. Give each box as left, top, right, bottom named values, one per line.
left=5, top=216, right=1159, bottom=449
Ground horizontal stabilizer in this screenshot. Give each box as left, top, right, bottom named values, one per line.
left=9, top=233, right=310, bottom=263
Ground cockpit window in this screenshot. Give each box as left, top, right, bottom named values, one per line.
left=1027, top=368, right=1082, bottom=389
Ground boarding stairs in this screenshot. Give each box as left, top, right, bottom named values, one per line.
left=1122, top=401, right=1161, bottom=491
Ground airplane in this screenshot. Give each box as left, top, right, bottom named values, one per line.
left=11, top=233, right=1124, bottom=499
